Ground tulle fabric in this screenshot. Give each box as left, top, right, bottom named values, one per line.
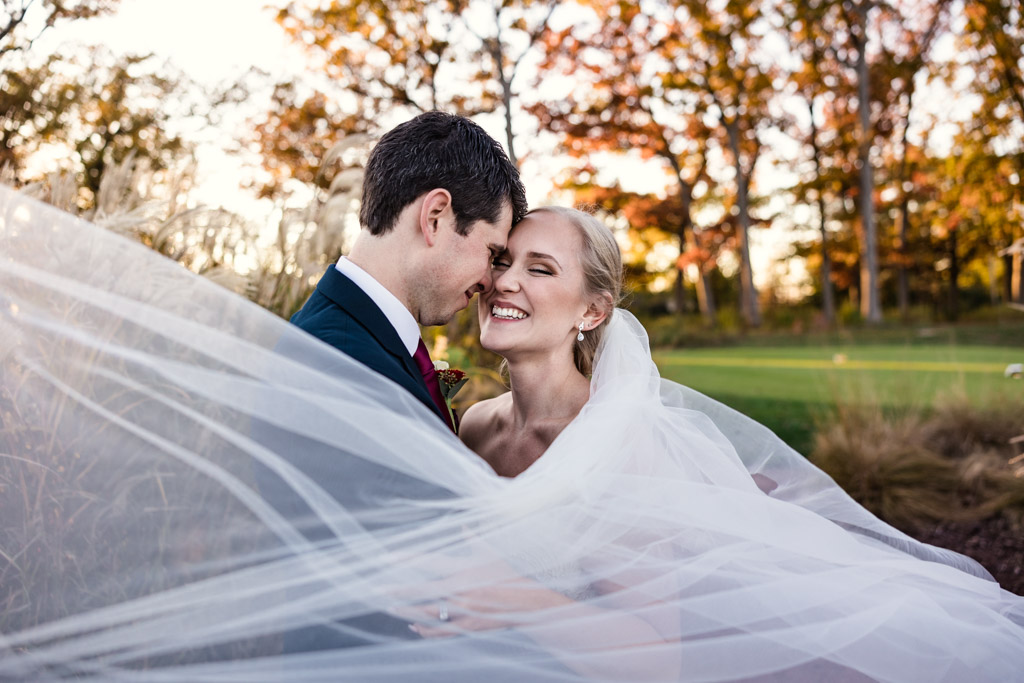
left=1, top=185, right=1023, bottom=682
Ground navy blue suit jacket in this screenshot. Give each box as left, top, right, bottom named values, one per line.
left=252, top=266, right=455, bottom=651
left=290, top=265, right=449, bottom=426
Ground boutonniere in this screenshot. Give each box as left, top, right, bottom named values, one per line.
left=433, top=360, right=468, bottom=428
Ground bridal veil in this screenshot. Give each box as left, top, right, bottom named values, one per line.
left=2, top=185, right=1023, bottom=681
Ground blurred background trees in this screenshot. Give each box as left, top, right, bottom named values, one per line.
left=4, top=0, right=1023, bottom=327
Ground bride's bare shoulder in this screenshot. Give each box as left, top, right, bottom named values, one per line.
left=459, top=393, right=511, bottom=450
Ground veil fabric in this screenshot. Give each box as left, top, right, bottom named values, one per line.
left=2, top=184, right=1023, bottom=682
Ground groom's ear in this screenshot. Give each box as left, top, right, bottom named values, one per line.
left=418, top=189, right=454, bottom=247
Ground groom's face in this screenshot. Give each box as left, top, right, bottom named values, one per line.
left=415, top=201, right=514, bottom=326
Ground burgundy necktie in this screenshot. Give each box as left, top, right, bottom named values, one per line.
left=413, top=339, right=456, bottom=432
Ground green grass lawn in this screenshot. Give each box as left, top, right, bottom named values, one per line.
left=653, top=343, right=1024, bottom=455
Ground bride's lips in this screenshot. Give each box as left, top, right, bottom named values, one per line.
left=489, top=300, right=530, bottom=322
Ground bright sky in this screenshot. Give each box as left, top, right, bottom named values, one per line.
left=35, top=0, right=302, bottom=221
left=46, top=0, right=294, bottom=84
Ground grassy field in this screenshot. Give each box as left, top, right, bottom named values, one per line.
left=653, top=341, right=1024, bottom=455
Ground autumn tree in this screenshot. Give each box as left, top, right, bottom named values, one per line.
left=799, top=0, right=888, bottom=323
left=785, top=0, right=957, bottom=322
left=1, top=1, right=121, bottom=174
left=0, top=0, right=118, bottom=59
left=664, top=0, right=782, bottom=327
left=0, top=53, right=68, bottom=172
left=785, top=0, right=953, bottom=322
left=784, top=1, right=853, bottom=326
left=3, top=47, right=192, bottom=207
left=531, top=0, right=723, bottom=325
left=873, top=1, right=952, bottom=319
left=452, top=0, right=559, bottom=166
left=791, top=0, right=883, bottom=322
left=915, top=129, right=1024, bottom=317
left=254, top=0, right=559, bottom=198
left=957, top=0, right=1024, bottom=302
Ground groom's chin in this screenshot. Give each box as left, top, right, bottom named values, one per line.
left=422, top=305, right=462, bottom=327
left=420, top=292, right=473, bottom=326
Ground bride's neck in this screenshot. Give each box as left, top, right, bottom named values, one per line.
left=505, top=352, right=590, bottom=428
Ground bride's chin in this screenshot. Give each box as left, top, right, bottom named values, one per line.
left=479, top=331, right=518, bottom=356
left=479, top=337, right=507, bottom=355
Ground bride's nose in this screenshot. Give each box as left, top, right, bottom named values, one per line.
left=493, top=267, right=521, bottom=292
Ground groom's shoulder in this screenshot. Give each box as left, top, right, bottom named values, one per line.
left=291, top=267, right=367, bottom=339
left=291, top=292, right=372, bottom=356
left=290, top=274, right=408, bottom=377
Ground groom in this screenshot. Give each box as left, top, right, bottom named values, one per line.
left=290, top=111, right=527, bottom=430
left=257, top=112, right=526, bottom=652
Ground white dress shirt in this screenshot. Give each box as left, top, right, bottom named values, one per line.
left=334, top=256, right=420, bottom=357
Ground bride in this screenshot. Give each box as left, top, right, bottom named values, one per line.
left=1, top=187, right=1023, bottom=681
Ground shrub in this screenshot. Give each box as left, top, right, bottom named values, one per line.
left=811, top=398, right=1024, bottom=532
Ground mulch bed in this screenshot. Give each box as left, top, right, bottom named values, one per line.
left=912, top=515, right=1024, bottom=596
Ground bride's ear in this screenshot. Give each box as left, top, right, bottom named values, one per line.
left=418, top=189, right=454, bottom=247
left=582, top=293, right=614, bottom=331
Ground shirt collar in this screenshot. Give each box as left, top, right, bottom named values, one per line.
left=335, top=256, right=421, bottom=356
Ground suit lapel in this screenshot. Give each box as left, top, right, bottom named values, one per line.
left=315, top=267, right=441, bottom=416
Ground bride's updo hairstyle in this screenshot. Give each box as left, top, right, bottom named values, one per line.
left=532, top=206, right=623, bottom=376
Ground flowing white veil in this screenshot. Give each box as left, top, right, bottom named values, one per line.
left=2, top=185, right=1023, bottom=682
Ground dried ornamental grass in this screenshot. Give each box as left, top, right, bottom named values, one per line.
left=811, top=399, right=1024, bottom=532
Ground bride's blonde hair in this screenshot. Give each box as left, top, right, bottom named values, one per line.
left=529, top=206, right=623, bottom=376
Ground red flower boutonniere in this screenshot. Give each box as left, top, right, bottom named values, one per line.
left=434, top=360, right=468, bottom=430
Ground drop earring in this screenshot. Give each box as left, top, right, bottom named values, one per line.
left=577, top=322, right=585, bottom=342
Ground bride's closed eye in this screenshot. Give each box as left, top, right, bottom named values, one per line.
left=491, top=257, right=511, bottom=269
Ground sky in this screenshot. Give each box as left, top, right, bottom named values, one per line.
left=36, top=0, right=302, bottom=219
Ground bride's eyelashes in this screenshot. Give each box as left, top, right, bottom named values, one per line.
left=489, top=258, right=553, bottom=276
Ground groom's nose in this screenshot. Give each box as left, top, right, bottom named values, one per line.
left=474, top=265, right=493, bottom=293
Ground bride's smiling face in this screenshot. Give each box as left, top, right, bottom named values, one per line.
left=478, top=210, right=590, bottom=359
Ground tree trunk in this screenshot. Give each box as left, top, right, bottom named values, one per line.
left=854, top=9, right=882, bottom=324
left=896, top=200, right=910, bottom=321
left=725, top=121, right=761, bottom=327
left=1012, top=251, right=1022, bottom=303
left=488, top=40, right=518, bottom=167
left=683, top=227, right=716, bottom=327
left=668, top=153, right=715, bottom=326
left=671, top=266, right=689, bottom=314
left=808, top=99, right=836, bottom=326
left=818, top=196, right=837, bottom=326
left=947, top=228, right=959, bottom=320
left=700, top=270, right=716, bottom=325
left=1003, top=253, right=1013, bottom=302
left=500, top=75, right=517, bottom=167
left=988, top=256, right=999, bottom=305
left=894, top=96, right=913, bottom=322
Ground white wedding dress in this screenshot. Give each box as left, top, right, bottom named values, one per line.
left=2, top=185, right=1023, bottom=681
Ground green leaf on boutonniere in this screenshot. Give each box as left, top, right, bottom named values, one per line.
left=436, top=368, right=468, bottom=401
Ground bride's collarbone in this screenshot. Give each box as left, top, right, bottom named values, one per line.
left=496, top=422, right=571, bottom=478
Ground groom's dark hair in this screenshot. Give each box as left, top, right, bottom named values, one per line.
left=359, top=111, right=528, bottom=236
